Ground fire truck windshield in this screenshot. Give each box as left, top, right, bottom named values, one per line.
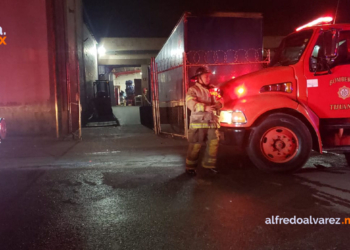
left=270, top=30, right=314, bottom=67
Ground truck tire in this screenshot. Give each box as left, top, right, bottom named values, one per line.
left=247, top=113, right=312, bottom=173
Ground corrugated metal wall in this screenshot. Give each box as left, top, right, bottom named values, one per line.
left=81, top=24, right=98, bottom=126
left=154, top=16, right=186, bottom=135
left=0, top=0, right=84, bottom=137
left=0, top=0, right=55, bottom=136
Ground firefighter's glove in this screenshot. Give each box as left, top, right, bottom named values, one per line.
left=205, top=105, right=216, bottom=113
left=213, top=102, right=223, bottom=110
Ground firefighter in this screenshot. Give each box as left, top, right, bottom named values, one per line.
left=185, top=66, right=224, bottom=176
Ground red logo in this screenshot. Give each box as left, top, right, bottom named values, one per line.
left=338, top=86, right=350, bottom=100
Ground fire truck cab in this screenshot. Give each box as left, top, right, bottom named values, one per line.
left=219, top=18, right=350, bottom=172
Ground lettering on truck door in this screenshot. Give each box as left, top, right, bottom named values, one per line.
left=305, top=30, right=350, bottom=118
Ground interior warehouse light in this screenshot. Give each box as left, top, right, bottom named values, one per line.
left=98, top=45, right=106, bottom=56
left=296, top=17, right=333, bottom=31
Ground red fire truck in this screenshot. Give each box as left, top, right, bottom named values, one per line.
left=219, top=17, right=350, bottom=172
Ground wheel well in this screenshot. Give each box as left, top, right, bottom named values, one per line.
left=251, top=108, right=320, bottom=152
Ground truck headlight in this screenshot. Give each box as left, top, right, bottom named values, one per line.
left=260, top=82, right=293, bottom=93
left=220, top=110, right=247, bottom=124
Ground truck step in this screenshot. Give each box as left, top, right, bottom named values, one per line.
left=320, top=118, right=350, bottom=130
left=321, top=124, right=350, bottom=130
left=322, top=146, right=350, bottom=153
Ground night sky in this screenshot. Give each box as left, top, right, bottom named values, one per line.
left=83, top=0, right=350, bottom=40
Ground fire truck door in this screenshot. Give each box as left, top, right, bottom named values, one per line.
left=305, top=30, right=350, bottom=119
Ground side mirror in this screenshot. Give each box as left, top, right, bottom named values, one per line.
left=324, top=30, right=339, bottom=58
left=309, top=56, right=318, bottom=72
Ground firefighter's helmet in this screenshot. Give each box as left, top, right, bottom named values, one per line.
left=191, top=66, right=212, bottom=81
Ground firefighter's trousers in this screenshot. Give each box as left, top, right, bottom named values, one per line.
left=186, top=128, right=219, bottom=170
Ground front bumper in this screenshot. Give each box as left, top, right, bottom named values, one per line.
left=219, top=127, right=250, bottom=149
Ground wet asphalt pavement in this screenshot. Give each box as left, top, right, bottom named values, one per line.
left=0, top=126, right=350, bottom=250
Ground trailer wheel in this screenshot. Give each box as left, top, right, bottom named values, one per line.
left=0, top=118, right=6, bottom=141
left=247, top=113, right=312, bottom=173
left=345, top=153, right=350, bottom=167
